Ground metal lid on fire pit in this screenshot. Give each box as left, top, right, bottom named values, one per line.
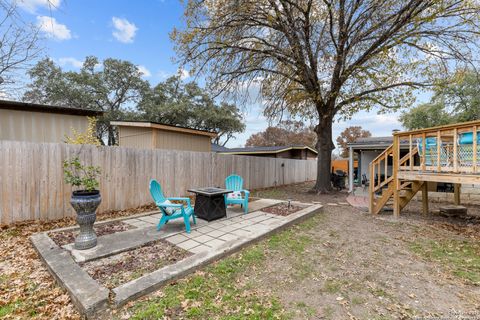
left=187, top=187, right=233, bottom=196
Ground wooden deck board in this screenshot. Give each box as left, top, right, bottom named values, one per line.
left=397, top=171, right=480, bottom=185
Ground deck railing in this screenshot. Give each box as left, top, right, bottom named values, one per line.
left=394, top=120, right=480, bottom=174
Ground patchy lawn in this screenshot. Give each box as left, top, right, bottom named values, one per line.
left=1, top=182, right=480, bottom=319
left=409, top=239, right=480, bottom=285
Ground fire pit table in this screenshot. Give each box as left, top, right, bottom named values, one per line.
left=187, top=187, right=232, bottom=221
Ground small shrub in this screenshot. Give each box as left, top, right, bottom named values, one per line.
left=64, top=117, right=101, bottom=145
left=63, top=157, right=101, bottom=192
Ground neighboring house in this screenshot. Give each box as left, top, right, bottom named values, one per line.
left=0, top=99, right=102, bottom=143
left=112, top=121, right=217, bottom=152
left=214, top=145, right=318, bottom=159
left=211, top=143, right=231, bottom=152
left=347, top=136, right=411, bottom=187
left=348, top=135, right=475, bottom=196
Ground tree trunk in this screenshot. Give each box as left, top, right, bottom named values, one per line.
left=314, top=115, right=335, bottom=193
left=108, top=125, right=115, bottom=146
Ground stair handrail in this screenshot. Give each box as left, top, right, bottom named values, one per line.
left=371, top=144, right=393, bottom=164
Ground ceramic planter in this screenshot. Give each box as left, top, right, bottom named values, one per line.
left=70, top=190, right=101, bottom=250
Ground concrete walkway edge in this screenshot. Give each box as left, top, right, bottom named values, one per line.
left=30, top=233, right=110, bottom=318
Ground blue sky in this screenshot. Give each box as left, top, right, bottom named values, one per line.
left=16, top=0, right=428, bottom=150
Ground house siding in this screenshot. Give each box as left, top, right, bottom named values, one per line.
left=0, top=109, right=88, bottom=143
left=116, top=125, right=212, bottom=152
left=154, top=129, right=211, bottom=152
left=117, top=126, right=153, bottom=149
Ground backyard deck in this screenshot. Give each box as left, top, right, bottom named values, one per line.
left=369, top=120, right=480, bottom=215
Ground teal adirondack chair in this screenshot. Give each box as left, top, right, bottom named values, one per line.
left=149, top=179, right=196, bottom=233
left=224, top=175, right=250, bottom=214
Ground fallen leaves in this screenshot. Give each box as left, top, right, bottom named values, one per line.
left=49, top=221, right=134, bottom=247
left=261, top=203, right=306, bottom=216
left=0, top=203, right=157, bottom=319
left=81, top=239, right=191, bottom=289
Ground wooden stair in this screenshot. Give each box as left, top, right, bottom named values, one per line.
left=369, top=144, right=423, bottom=215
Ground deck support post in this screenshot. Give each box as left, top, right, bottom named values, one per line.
left=369, top=162, right=374, bottom=214
left=348, top=147, right=354, bottom=193
left=422, top=182, right=429, bottom=214
left=393, top=134, right=400, bottom=217
left=454, top=183, right=461, bottom=205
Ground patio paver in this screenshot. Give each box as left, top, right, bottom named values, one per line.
left=219, top=233, right=239, bottom=242
left=207, top=229, right=226, bottom=238
left=189, top=245, right=210, bottom=254
left=204, top=238, right=226, bottom=248
left=165, top=234, right=189, bottom=245
left=197, top=226, right=216, bottom=234
left=177, top=239, right=201, bottom=251
left=231, top=229, right=251, bottom=237
left=192, top=234, right=215, bottom=243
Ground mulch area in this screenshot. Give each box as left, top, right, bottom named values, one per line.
left=400, top=200, right=480, bottom=241
left=48, top=221, right=134, bottom=247
left=261, top=203, right=305, bottom=216
left=81, top=239, right=191, bottom=289
left=0, top=203, right=157, bottom=320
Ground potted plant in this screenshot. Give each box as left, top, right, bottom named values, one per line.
left=63, top=157, right=101, bottom=250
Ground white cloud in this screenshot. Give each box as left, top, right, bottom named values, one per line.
left=17, top=0, right=61, bottom=13
left=58, top=57, right=83, bottom=68
left=111, top=17, right=137, bottom=43
left=37, top=16, right=71, bottom=40
left=137, top=65, right=151, bottom=77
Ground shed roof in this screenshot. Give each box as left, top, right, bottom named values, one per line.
left=111, top=121, right=218, bottom=138
left=0, top=99, right=103, bottom=117
left=217, top=145, right=318, bottom=155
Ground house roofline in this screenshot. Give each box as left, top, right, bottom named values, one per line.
left=0, top=99, right=103, bottom=117
left=219, top=146, right=318, bottom=155
left=111, top=121, right=218, bottom=138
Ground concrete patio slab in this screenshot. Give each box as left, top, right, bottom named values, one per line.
left=64, top=226, right=178, bottom=263
left=32, top=198, right=322, bottom=318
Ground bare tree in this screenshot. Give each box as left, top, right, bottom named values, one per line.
left=0, top=0, right=41, bottom=96
left=172, top=0, right=480, bottom=192
left=336, top=126, right=371, bottom=158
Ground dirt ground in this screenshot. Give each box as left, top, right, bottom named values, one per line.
left=250, top=182, right=480, bottom=319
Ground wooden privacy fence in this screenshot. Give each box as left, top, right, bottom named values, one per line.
left=0, top=141, right=317, bottom=225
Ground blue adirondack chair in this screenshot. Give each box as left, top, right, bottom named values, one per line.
left=224, top=174, right=250, bottom=214
left=149, top=179, right=196, bottom=233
